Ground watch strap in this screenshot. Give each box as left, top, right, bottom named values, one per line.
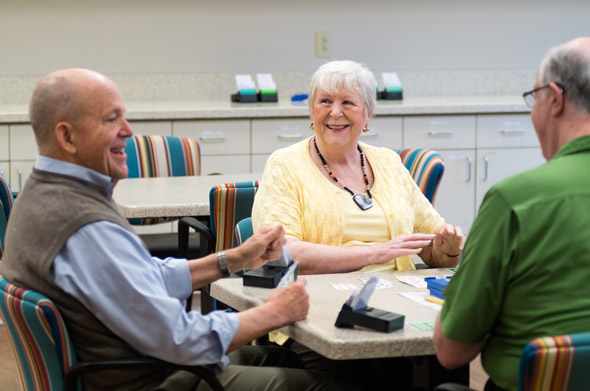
left=217, top=250, right=230, bottom=277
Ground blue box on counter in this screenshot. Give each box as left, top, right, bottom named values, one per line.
left=425, top=276, right=451, bottom=300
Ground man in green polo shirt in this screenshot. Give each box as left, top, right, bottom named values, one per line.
left=433, top=37, right=590, bottom=391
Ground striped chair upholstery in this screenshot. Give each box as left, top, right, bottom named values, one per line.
left=0, top=174, right=15, bottom=259
left=209, top=181, right=259, bottom=252
left=519, top=333, right=590, bottom=391
left=0, top=277, right=77, bottom=390
left=0, top=277, right=225, bottom=391
left=125, top=135, right=201, bottom=225
left=397, top=148, right=445, bottom=204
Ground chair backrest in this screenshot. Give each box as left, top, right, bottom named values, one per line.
left=0, top=277, right=78, bottom=391
left=209, top=181, right=259, bottom=252
left=397, top=148, right=445, bottom=204
left=0, top=174, right=15, bottom=259
left=125, top=135, right=201, bottom=225
left=235, top=217, right=254, bottom=247
left=519, top=333, right=590, bottom=391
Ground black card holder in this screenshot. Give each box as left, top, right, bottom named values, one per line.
left=334, top=303, right=405, bottom=333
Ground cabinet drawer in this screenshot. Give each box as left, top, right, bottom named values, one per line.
left=10, top=124, right=37, bottom=160
left=201, top=155, right=251, bottom=175
left=129, top=121, right=172, bottom=136
left=0, top=125, right=8, bottom=160
left=477, top=114, right=539, bottom=148
left=404, top=115, right=476, bottom=149
left=173, top=119, right=250, bottom=155
left=361, top=117, right=402, bottom=149
left=252, top=118, right=310, bottom=154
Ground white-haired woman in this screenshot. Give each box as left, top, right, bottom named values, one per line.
left=253, top=60, right=464, bottom=274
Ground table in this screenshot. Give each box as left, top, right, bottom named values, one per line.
left=211, top=268, right=469, bottom=388
left=113, top=173, right=260, bottom=218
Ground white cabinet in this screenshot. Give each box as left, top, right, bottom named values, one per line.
left=404, top=115, right=476, bottom=150
left=0, top=125, right=8, bottom=160
left=129, top=120, right=172, bottom=136
left=434, top=150, right=476, bottom=232
left=9, top=124, right=36, bottom=192
left=0, top=125, right=8, bottom=183
left=173, top=119, right=250, bottom=175
left=475, top=114, right=545, bottom=210
left=362, top=117, right=403, bottom=150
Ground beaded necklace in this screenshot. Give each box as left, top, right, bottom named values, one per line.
left=313, top=137, right=373, bottom=211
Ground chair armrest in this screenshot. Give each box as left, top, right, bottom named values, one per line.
left=178, top=216, right=214, bottom=259
left=64, top=356, right=225, bottom=391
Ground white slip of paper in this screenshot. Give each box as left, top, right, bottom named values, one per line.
left=396, top=275, right=427, bottom=288
left=399, top=291, right=442, bottom=311
left=358, top=277, right=395, bottom=289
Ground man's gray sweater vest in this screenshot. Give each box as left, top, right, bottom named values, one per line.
left=0, top=168, right=168, bottom=390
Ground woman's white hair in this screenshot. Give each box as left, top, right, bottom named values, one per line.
left=308, top=60, right=377, bottom=118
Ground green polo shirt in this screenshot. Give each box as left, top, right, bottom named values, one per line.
left=441, top=135, right=590, bottom=391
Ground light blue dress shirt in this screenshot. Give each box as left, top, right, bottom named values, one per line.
left=40, top=156, right=239, bottom=371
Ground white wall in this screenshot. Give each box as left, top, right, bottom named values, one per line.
left=0, top=0, right=588, bottom=77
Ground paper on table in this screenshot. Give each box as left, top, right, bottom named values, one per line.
left=399, top=291, right=442, bottom=311
left=396, top=275, right=427, bottom=288
left=331, top=283, right=358, bottom=291
left=359, top=277, right=395, bottom=289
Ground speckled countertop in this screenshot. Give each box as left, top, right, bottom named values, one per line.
left=211, top=268, right=453, bottom=360
left=0, top=95, right=529, bottom=124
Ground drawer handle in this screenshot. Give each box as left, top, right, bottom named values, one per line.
left=482, top=156, right=489, bottom=181
left=278, top=134, right=304, bottom=141
left=428, top=130, right=454, bottom=137
left=500, top=129, right=526, bottom=135
left=466, top=157, right=472, bottom=182
left=18, top=169, right=22, bottom=191
left=359, top=132, right=379, bottom=139
left=199, top=135, right=226, bottom=142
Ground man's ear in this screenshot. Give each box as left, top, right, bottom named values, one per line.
left=549, top=82, right=565, bottom=117
left=54, top=122, right=77, bottom=155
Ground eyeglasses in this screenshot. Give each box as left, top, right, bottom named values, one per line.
left=522, top=82, right=565, bottom=108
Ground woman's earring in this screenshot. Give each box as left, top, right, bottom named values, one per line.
left=310, top=122, right=315, bottom=131
left=362, top=125, right=370, bottom=133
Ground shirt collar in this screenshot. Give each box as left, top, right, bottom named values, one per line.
left=35, top=155, right=115, bottom=195
left=552, top=135, right=590, bottom=161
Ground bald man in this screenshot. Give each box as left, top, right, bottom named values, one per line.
left=434, top=37, right=590, bottom=391
left=0, top=69, right=359, bottom=391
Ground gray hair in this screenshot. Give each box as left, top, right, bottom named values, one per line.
left=308, top=60, right=377, bottom=118
left=29, top=74, right=82, bottom=149
left=538, top=42, right=590, bottom=116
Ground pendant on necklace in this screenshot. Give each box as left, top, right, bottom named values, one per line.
left=352, top=194, right=374, bottom=211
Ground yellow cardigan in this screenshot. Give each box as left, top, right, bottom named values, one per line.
left=252, top=137, right=445, bottom=271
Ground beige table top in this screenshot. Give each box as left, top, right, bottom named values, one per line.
left=113, top=173, right=260, bottom=218
left=210, top=268, right=453, bottom=360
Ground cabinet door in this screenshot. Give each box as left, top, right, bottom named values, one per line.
left=404, top=115, right=476, bottom=150
left=251, top=118, right=310, bottom=154
left=475, top=148, right=545, bottom=210
left=0, top=125, right=8, bottom=160
left=201, top=155, right=251, bottom=175
left=433, top=150, right=476, bottom=233
left=173, top=119, right=250, bottom=155
left=128, top=120, right=172, bottom=136
left=360, top=117, right=402, bottom=149
left=477, top=114, right=539, bottom=148
left=10, top=161, right=35, bottom=193
left=0, top=162, right=9, bottom=183
left=10, top=124, right=37, bottom=160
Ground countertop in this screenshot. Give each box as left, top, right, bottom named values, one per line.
left=0, top=95, right=529, bottom=124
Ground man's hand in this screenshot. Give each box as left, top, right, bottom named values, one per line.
left=266, top=278, right=309, bottom=324
left=229, top=225, right=286, bottom=272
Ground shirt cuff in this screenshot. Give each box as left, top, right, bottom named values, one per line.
left=154, top=256, right=192, bottom=300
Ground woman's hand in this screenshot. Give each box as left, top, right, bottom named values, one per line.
left=434, top=224, right=465, bottom=258
left=373, top=233, right=437, bottom=265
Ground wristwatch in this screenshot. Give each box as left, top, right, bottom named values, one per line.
left=217, top=251, right=230, bottom=277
